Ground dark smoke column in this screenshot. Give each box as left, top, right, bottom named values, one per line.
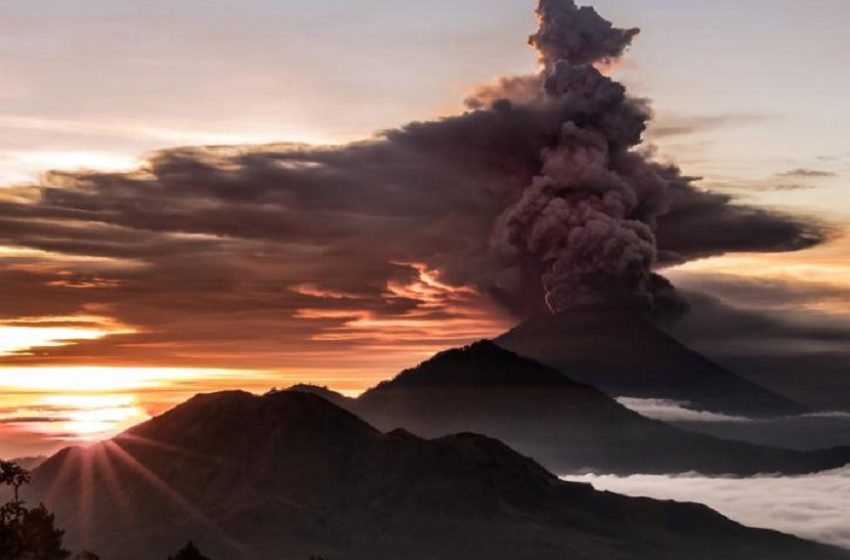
left=529, top=0, right=640, bottom=66
left=497, top=0, right=686, bottom=316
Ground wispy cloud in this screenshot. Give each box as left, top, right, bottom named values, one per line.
left=776, top=168, right=838, bottom=179
left=646, top=113, right=774, bottom=140
left=615, top=397, right=751, bottom=422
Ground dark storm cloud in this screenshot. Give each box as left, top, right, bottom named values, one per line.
left=0, top=0, right=828, bottom=365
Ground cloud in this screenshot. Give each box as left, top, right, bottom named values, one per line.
left=661, top=277, right=850, bottom=411
left=563, top=467, right=850, bottom=550
left=701, top=178, right=819, bottom=193
left=777, top=168, right=838, bottom=179
left=615, top=397, right=751, bottom=422
left=671, top=283, right=850, bottom=351
left=696, top=414, right=850, bottom=452
left=0, top=417, right=68, bottom=424
left=647, top=113, right=773, bottom=140
left=625, top=398, right=850, bottom=451
left=0, top=0, right=827, bottom=369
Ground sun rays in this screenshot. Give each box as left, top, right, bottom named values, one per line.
left=35, top=432, right=252, bottom=558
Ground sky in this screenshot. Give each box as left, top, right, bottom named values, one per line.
left=0, top=0, right=849, bottom=457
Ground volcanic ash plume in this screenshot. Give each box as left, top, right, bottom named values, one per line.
left=529, top=0, right=640, bottom=67
left=496, top=0, right=690, bottom=315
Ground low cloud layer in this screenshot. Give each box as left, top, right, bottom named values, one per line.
left=615, top=397, right=751, bottom=422
left=0, top=0, right=828, bottom=371
left=616, top=395, right=850, bottom=450
left=563, top=467, right=850, bottom=551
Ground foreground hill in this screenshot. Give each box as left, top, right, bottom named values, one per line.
left=27, top=391, right=849, bottom=560
left=295, top=341, right=850, bottom=475
left=495, top=307, right=807, bottom=417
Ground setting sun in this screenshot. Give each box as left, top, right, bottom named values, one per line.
left=33, top=394, right=147, bottom=440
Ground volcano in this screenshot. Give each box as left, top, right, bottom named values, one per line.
left=495, top=307, right=807, bottom=417
left=25, top=390, right=849, bottom=560
left=324, top=341, right=849, bottom=475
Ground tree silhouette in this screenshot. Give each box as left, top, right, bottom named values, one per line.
left=165, top=541, right=211, bottom=560
left=0, top=460, right=85, bottom=560
left=0, top=460, right=32, bottom=503
left=15, top=504, right=70, bottom=559
left=0, top=501, right=70, bottom=560
left=0, top=500, right=27, bottom=559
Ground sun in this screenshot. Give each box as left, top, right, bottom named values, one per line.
left=40, top=394, right=148, bottom=440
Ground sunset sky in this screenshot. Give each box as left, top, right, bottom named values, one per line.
left=1, top=0, right=849, bottom=457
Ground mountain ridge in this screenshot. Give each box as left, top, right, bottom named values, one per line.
left=291, top=341, right=850, bottom=475
left=27, top=390, right=850, bottom=560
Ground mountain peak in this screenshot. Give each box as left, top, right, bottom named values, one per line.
left=117, top=389, right=380, bottom=464
left=362, top=339, right=574, bottom=395
left=496, top=308, right=807, bottom=417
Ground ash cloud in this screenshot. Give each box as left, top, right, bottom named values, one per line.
left=662, top=279, right=850, bottom=411
left=0, top=0, right=827, bottom=365
left=529, top=0, right=640, bottom=67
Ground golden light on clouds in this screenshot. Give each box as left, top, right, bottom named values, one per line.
left=0, top=315, right=135, bottom=357
left=0, top=366, right=250, bottom=393
left=295, top=262, right=510, bottom=347
left=674, top=242, right=850, bottom=282
left=0, top=325, right=108, bottom=357
left=11, top=150, right=139, bottom=174
left=0, top=244, right=135, bottom=268
left=669, top=236, right=850, bottom=314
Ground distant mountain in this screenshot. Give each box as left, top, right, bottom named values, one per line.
left=295, top=341, right=850, bottom=475
left=496, top=307, right=807, bottom=417
left=27, top=391, right=849, bottom=560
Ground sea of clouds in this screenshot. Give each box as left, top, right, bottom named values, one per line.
left=563, top=466, right=850, bottom=550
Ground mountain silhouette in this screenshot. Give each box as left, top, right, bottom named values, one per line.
left=26, top=391, right=849, bottom=560
left=496, top=307, right=807, bottom=417
left=295, top=341, right=850, bottom=475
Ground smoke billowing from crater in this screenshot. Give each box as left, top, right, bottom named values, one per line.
left=491, top=1, right=692, bottom=315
